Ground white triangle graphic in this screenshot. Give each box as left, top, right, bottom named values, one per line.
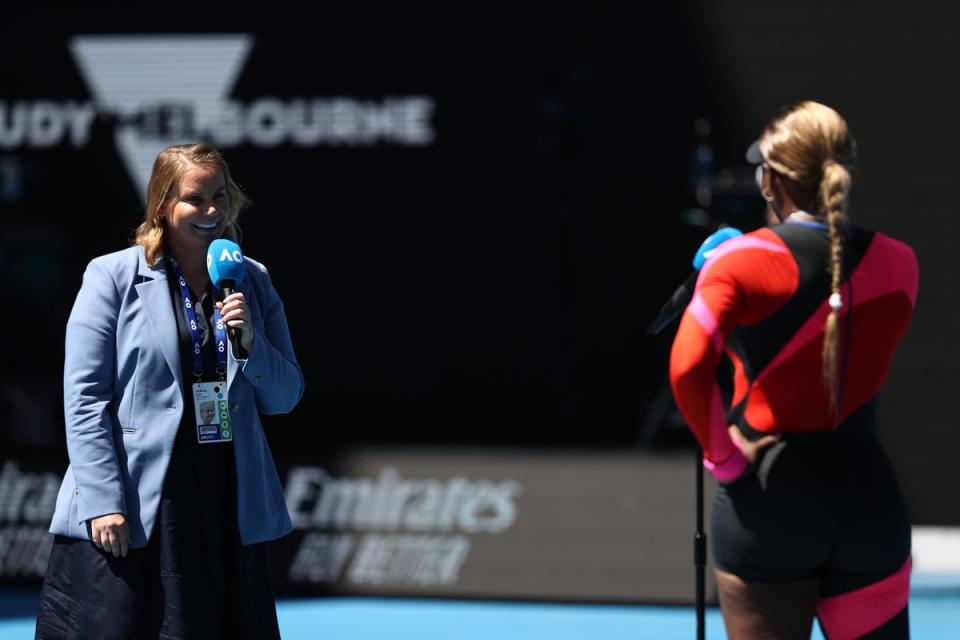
left=69, top=34, right=253, bottom=200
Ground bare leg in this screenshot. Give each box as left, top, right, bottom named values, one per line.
left=716, top=569, right=819, bottom=640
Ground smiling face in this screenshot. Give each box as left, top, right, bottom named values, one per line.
left=200, top=401, right=217, bottom=424
left=162, top=163, right=228, bottom=263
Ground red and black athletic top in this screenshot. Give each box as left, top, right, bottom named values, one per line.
left=669, top=220, right=918, bottom=482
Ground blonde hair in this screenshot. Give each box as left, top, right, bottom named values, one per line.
left=134, top=142, right=250, bottom=265
left=757, top=101, right=856, bottom=413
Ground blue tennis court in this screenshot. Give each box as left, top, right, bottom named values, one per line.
left=3, top=584, right=958, bottom=639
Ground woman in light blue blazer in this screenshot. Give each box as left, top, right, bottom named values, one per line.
left=36, top=143, right=303, bottom=640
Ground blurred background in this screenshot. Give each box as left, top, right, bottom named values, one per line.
left=1, top=1, right=959, bottom=636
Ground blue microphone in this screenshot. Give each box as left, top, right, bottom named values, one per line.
left=692, top=227, right=742, bottom=271
left=207, top=238, right=246, bottom=293
left=207, top=239, right=247, bottom=350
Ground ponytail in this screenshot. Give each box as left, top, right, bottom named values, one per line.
left=820, top=160, right=852, bottom=414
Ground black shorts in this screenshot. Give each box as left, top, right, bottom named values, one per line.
left=711, top=401, right=911, bottom=598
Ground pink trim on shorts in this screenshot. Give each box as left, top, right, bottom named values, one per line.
left=817, top=556, right=911, bottom=640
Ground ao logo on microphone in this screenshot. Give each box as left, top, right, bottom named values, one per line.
left=221, top=248, right=243, bottom=263
left=209, top=248, right=243, bottom=266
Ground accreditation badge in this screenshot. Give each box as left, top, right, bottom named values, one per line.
left=192, top=381, right=233, bottom=443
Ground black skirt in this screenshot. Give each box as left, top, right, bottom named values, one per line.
left=36, top=278, right=282, bottom=640
left=35, top=418, right=282, bottom=640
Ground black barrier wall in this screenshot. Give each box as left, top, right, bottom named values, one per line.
left=1, top=3, right=959, bottom=600
left=0, top=8, right=724, bottom=454
left=275, top=449, right=718, bottom=603
left=0, top=451, right=718, bottom=604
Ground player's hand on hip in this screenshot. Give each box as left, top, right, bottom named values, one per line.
left=728, top=425, right=779, bottom=466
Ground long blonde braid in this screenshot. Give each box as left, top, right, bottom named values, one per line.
left=820, top=160, right=853, bottom=412
left=758, top=101, right=856, bottom=415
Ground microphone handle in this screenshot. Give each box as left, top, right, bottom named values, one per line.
left=220, top=283, right=243, bottom=355
left=645, top=271, right=699, bottom=336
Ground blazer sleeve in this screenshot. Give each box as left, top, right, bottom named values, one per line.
left=63, top=259, right=127, bottom=523
left=239, top=262, right=305, bottom=415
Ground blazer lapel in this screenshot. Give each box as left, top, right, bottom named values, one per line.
left=134, top=250, right=182, bottom=390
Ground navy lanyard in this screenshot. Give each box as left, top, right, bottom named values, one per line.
left=168, top=256, right=228, bottom=381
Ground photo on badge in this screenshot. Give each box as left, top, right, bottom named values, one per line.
left=193, top=381, right=231, bottom=443
left=199, top=400, right=218, bottom=425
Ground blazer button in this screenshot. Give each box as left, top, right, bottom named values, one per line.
left=231, top=403, right=239, bottom=413
left=254, top=375, right=263, bottom=384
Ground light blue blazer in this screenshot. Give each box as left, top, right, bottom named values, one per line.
left=49, top=245, right=303, bottom=548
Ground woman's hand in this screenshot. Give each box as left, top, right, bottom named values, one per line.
left=728, top=425, right=780, bottom=466
left=90, top=513, right=130, bottom=558
left=217, top=292, right=254, bottom=354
